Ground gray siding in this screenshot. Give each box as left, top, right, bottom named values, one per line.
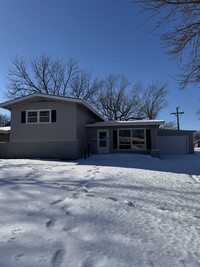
left=0, top=141, right=78, bottom=159
left=10, top=100, right=77, bottom=142
left=76, top=105, right=103, bottom=158
left=0, top=100, right=102, bottom=160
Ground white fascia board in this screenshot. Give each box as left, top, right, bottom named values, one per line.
left=0, top=93, right=80, bottom=109
left=87, top=120, right=165, bottom=127
left=0, top=93, right=104, bottom=121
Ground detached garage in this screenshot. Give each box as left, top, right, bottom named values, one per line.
left=158, top=129, right=194, bottom=154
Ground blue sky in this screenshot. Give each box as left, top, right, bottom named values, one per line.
left=0, top=0, right=199, bottom=130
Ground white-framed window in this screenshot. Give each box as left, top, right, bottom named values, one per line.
left=26, top=109, right=51, bottom=124
left=117, top=128, right=146, bottom=150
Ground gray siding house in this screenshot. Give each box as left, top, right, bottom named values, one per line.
left=0, top=93, right=194, bottom=159
left=0, top=93, right=104, bottom=159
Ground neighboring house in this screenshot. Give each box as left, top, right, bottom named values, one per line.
left=194, top=139, right=200, bottom=147
left=0, top=93, right=194, bottom=159
left=0, top=126, right=10, bottom=142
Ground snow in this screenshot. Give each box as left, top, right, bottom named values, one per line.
left=0, top=151, right=200, bottom=267
left=86, top=119, right=165, bottom=127
left=0, top=126, right=10, bottom=133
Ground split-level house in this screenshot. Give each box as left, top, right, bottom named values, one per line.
left=0, top=93, right=194, bottom=159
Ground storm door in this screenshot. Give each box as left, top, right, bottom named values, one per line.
left=97, top=130, right=109, bottom=153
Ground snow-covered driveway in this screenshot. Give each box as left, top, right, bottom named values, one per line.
left=0, top=152, right=199, bottom=267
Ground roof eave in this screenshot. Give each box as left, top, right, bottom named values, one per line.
left=0, top=93, right=105, bottom=121
left=86, top=120, right=165, bottom=127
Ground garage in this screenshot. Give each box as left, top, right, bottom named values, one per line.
left=158, top=135, right=189, bottom=154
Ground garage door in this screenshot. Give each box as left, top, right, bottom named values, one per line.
left=158, top=136, right=189, bottom=154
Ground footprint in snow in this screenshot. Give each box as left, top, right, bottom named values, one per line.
left=61, top=185, right=68, bottom=190
left=158, top=206, right=169, bottom=211
left=15, top=253, right=23, bottom=261
left=60, top=207, right=71, bottom=216
left=25, top=173, right=32, bottom=178
left=86, top=193, right=95, bottom=198
left=82, top=257, right=93, bottom=267
left=51, top=249, right=64, bottom=267
left=45, top=219, right=56, bottom=228
left=126, top=200, right=137, bottom=207
left=12, top=178, right=20, bottom=181
left=50, top=199, right=63, bottom=205
left=81, top=187, right=88, bottom=193
left=108, top=196, right=118, bottom=202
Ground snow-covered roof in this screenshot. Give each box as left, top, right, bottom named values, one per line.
left=0, top=93, right=105, bottom=121
left=87, top=120, right=165, bottom=127
left=0, top=126, right=11, bottom=133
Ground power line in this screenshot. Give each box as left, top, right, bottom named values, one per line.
left=171, top=107, right=184, bottom=130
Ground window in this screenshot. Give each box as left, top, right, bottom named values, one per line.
left=99, top=131, right=108, bottom=147
left=118, top=130, right=131, bottom=150
left=27, top=111, right=38, bottom=123
left=118, top=129, right=146, bottom=150
left=132, top=129, right=145, bottom=149
left=39, top=110, right=50, bottom=123
left=26, top=109, right=51, bottom=124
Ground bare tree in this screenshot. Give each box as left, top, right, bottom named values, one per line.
left=5, top=55, right=101, bottom=101
left=135, top=0, right=200, bottom=88
left=194, top=130, right=200, bottom=147
left=138, top=81, right=168, bottom=119
left=6, top=55, right=76, bottom=97
left=160, top=121, right=177, bottom=130
left=0, top=114, right=10, bottom=126
left=5, top=55, right=168, bottom=121
left=194, top=130, right=200, bottom=140
left=197, top=108, right=200, bottom=119
left=69, top=69, right=102, bottom=103
left=95, top=74, right=142, bottom=121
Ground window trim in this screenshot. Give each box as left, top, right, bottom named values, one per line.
left=117, top=128, right=146, bottom=151
left=26, top=109, right=51, bottom=124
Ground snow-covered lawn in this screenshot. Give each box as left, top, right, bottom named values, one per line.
left=0, top=152, right=200, bottom=267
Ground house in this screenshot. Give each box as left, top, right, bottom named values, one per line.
left=0, top=93, right=194, bottom=159
left=194, top=139, right=200, bottom=147
left=0, top=126, right=10, bottom=142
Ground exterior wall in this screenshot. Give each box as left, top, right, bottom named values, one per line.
left=10, top=100, right=77, bottom=142
left=158, top=129, right=194, bottom=154
left=87, top=127, right=98, bottom=154
left=76, top=105, right=103, bottom=158
left=150, top=127, right=158, bottom=150
left=87, top=125, right=159, bottom=155
left=1, top=99, right=102, bottom=160
left=0, top=141, right=78, bottom=159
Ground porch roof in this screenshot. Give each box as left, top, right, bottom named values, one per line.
left=87, top=120, right=165, bottom=128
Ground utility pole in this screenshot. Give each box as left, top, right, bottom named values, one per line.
left=171, top=107, right=184, bottom=130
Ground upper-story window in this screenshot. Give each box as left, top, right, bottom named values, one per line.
left=21, top=109, right=57, bottom=124
left=26, top=109, right=51, bottom=124
left=27, top=111, right=38, bottom=123
left=39, top=110, right=50, bottom=123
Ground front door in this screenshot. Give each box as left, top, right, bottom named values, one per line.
left=97, top=130, right=109, bottom=154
